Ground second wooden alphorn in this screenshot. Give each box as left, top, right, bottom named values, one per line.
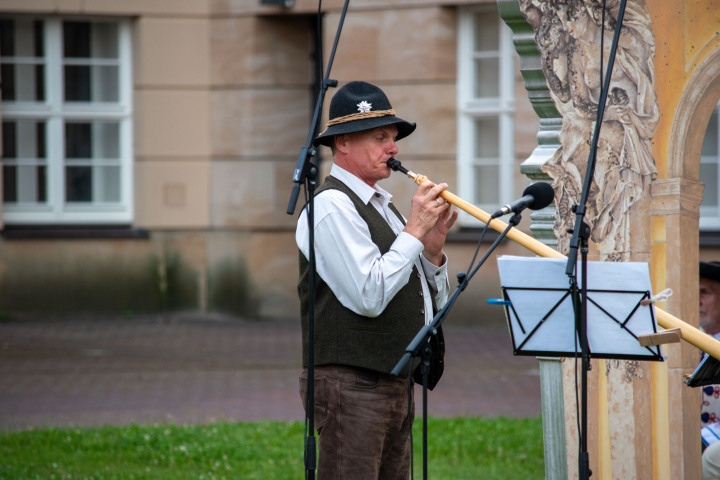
left=387, top=158, right=720, bottom=360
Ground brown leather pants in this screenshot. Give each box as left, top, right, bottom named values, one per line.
left=300, top=365, right=414, bottom=480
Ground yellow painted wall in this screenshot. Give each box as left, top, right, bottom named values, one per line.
left=647, top=1, right=720, bottom=478
left=650, top=1, right=720, bottom=180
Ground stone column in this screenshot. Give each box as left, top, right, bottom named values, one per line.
left=651, top=178, right=704, bottom=480
left=497, top=2, right=567, bottom=479
left=499, top=0, right=688, bottom=478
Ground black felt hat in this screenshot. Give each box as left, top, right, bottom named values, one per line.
left=700, top=261, right=720, bottom=283
left=313, top=81, right=416, bottom=147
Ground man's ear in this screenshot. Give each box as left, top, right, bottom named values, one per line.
left=334, top=134, right=350, bottom=154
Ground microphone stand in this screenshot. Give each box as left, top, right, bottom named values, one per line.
left=286, top=1, right=350, bottom=478
left=392, top=212, right=523, bottom=480
left=563, top=1, right=627, bottom=478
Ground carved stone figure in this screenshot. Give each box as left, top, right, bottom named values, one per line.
left=519, top=0, right=658, bottom=259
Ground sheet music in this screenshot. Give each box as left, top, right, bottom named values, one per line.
left=496, top=256, right=663, bottom=360
left=496, top=255, right=653, bottom=291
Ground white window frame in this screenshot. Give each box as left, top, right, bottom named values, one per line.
left=1, top=17, right=133, bottom=225
left=457, top=7, right=515, bottom=227
left=700, top=101, right=720, bottom=231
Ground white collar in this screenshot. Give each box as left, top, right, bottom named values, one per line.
left=330, top=164, right=393, bottom=206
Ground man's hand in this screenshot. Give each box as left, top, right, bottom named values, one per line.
left=403, top=181, right=458, bottom=266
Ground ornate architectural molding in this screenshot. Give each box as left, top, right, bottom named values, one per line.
left=498, top=0, right=561, bottom=184
left=502, top=0, right=659, bottom=261
left=667, top=46, right=720, bottom=180
left=497, top=0, right=560, bottom=251
left=650, top=178, right=705, bottom=219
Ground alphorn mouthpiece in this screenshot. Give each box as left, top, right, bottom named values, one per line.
left=387, top=158, right=420, bottom=181
left=386, top=158, right=428, bottom=185
left=386, top=158, right=407, bottom=173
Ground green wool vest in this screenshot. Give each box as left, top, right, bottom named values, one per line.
left=298, top=175, right=426, bottom=376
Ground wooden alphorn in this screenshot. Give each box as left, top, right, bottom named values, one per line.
left=387, top=158, right=720, bottom=360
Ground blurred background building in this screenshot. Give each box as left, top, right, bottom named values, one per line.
left=0, top=0, right=718, bottom=326
left=0, top=0, right=539, bottom=322
left=4, top=1, right=720, bottom=477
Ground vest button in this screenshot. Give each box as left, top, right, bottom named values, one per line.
left=420, top=309, right=425, bottom=315
left=419, top=291, right=423, bottom=297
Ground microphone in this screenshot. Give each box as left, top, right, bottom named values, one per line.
left=490, top=182, right=555, bottom=219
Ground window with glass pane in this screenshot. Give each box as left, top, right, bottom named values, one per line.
left=0, top=18, right=45, bottom=102
left=474, top=164, right=500, bottom=205
left=473, top=117, right=500, bottom=204
left=65, top=121, right=121, bottom=203
left=472, top=13, right=500, bottom=99
left=63, top=21, right=120, bottom=102
left=474, top=117, right=500, bottom=157
left=701, top=103, right=720, bottom=229
left=474, top=57, right=500, bottom=98
left=457, top=8, right=514, bottom=225
left=2, top=120, right=47, bottom=203
left=0, top=16, right=132, bottom=225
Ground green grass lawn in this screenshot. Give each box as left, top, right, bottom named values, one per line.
left=0, top=416, right=544, bottom=479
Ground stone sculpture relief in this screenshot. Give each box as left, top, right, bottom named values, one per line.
left=519, top=0, right=658, bottom=259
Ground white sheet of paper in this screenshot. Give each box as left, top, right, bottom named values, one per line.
left=496, top=256, right=662, bottom=359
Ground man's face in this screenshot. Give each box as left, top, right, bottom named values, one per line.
left=335, top=125, right=399, bottom=186
left=699, top=277, right=720, bottom=335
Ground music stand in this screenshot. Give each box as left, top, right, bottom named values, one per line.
left=496, top=256, right=664, bottom=361
left=686, top=354, right=720, bottom=388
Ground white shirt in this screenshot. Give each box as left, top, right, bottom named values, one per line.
left=296, top=164, right=450, bottom=324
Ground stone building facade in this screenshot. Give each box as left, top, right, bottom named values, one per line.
left=0, top=0, right=536, bottom=321
left=3, top=0, right=720, bottom=478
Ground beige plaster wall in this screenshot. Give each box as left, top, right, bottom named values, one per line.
left=211, top=0, right=495, bottom=16
left=210, top=15, right=311, bottom=87
left=0, top=1, right=540, bottom=322
left=134, top=15, right=212, bottom=229
left=134, top=90, right=211, bottom=158
left=0, top=0, right=210, bottom=16
left=134, top=161, right=210, bottom=229
left=208, top=14, right=313, bottom=231
left=135, top=18, right=210, bottom=87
